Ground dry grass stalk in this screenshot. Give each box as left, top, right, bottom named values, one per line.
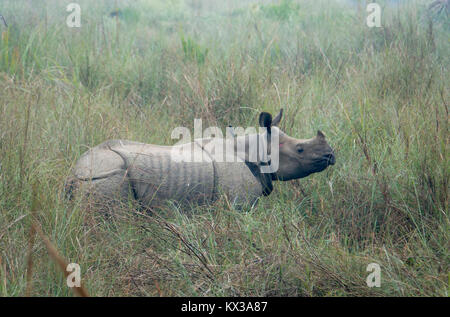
left=32, top=222, right=90, bottom=297
left=25, top=221, right=35, bottom=297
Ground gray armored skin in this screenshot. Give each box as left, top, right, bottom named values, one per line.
left=66, top=110, right=336, bottom=210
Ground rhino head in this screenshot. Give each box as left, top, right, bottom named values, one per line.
left=258, top=109, right=336, bottom=181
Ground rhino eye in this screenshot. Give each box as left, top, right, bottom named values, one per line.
left=297, top=147, right=304, bottom=154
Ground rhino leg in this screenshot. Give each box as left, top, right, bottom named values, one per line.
left=67, top=170, right=132, bottom=212
left=214, top=161, right=264, bottom=209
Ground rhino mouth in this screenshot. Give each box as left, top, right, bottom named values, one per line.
left=313, top=154, right=335, bottom=172
left=321, top=153, right=336, bottom=166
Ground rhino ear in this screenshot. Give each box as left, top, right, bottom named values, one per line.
left=271, top=109, right=283, bottom=126
left=259, top=112, right=272, bottom=129
left=317, top=130, right=326, bottom=139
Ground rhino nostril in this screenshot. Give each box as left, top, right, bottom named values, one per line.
left=323, top=153, right=335, bottom=164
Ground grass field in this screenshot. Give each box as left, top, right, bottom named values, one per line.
left=0, top=0, right=448, bottom=296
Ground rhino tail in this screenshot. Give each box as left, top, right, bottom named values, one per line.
left=64, top=176, right=79, bottom=200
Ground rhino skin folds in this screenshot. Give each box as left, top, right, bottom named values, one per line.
left=67, top=139, right=266, bottom=211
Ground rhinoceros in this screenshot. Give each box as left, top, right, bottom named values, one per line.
left=65, top=110, right=335, bottom=210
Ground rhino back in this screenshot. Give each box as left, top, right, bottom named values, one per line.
left=111, top=142, right=215, bottom=207
left=72, top=139, right=147, bottom=180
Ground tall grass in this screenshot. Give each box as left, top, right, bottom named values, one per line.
left=0, top=0, right=448, bottom=296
